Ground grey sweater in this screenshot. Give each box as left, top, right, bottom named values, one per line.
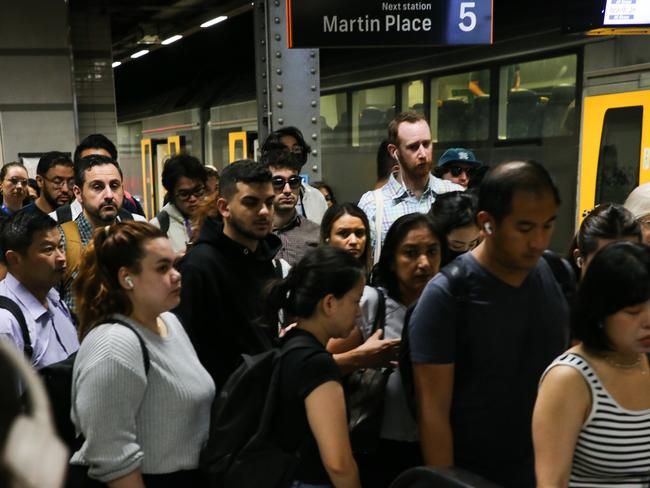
left=70, top=312, right=215, bottom=482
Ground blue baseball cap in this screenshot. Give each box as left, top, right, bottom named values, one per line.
left=437, top=148, right=482, bottom=167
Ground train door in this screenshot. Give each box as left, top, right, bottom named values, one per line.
left=228, top=131, right=258, bottom=162
left=140, top=135, right=185, bottom=218
left=578, top=90, right=650, bottom=222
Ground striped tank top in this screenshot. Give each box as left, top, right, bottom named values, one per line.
left=542, top=353, right=650, bottom=487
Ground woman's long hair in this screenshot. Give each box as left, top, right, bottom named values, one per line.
left=320, top=202, right=372, bottom=270
left=264, top=246, right=364, bottom=327
left=74, top=221, right=166, bottom=340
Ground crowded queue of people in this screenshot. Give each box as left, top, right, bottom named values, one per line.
left=1, top=114, right=650, bottom=488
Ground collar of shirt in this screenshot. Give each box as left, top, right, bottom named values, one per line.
left=273, top=212, right=301, bottom=232
left=385, top=172, right=436, bottom=202
left=4, top=272, right=56, bottom=323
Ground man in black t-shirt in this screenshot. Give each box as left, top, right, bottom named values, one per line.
left=409, top=160, right=570, bottom=488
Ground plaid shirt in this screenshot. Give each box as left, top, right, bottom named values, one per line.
left=358, top=172, right=463, bottom=249
left=273, top=213, right=320, bottom=267
left=58, top=213, right=94, bottom=313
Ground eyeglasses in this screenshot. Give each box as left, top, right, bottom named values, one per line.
left=43, top=176, right=75, bottom=188
left=5, top=178, right=28, bottom=187
left=175, top=185, right=205, bottom=201
left=271, top=175, right=302, bottom=191
left=447, top=166, right=477, bottom=178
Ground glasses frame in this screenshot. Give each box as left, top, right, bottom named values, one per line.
left=271, top=175, right=302, bottom=192
left=175, top=185, right=206, bottom=201
left=42, top=175, right=76, bottom=189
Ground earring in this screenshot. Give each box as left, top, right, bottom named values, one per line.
left=125, top=277, right=134, bottom=289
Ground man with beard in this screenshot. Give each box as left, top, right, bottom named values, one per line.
left=359, top=112, right=463, bottom=261
left=58, top=154, right=145, bottom=312
left=174, top=160, right=281, bottom=387
left=0, top=210, right=78, bottom=369
left=31, top=152, right=75, bottom=214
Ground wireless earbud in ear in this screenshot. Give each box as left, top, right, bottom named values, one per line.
left=575, top=256, right=584, bottom=269
left=125, top=277, right=134, bottom=289
left=484, top=222, right=493, bottom=235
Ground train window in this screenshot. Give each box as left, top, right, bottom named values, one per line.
left=401, top=80, right=424, bottom=114
left=498, top=55, right=577, bottom=140
left=320, top=92, right=348, bottom=148
left=430, top=70, right=490, bottom=142
left=594, top=106, right=642, bottom=206
left=351, top=85, right=395, bottom=147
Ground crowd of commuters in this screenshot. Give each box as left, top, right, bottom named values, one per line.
left=2, top=112, right=650, bottom=488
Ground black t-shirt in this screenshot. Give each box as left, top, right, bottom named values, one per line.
left=410, top=253, right=570, bottom=488
left=274, top=328, right=342, bottom=484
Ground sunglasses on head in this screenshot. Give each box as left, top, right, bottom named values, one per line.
left=271, top=175, right=302, bottom=191
left=448, top=166, right=477, bottom=178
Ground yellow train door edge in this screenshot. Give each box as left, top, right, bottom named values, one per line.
left=140, top=139, right=153, bottom=220
left=578, top=89, right=650, bottom=225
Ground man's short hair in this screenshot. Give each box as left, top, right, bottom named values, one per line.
left=387, top=111, right=427, bottom=147
left=261, top=127, right=311, bottom=166
left=74, top=134, right=117, bottom=165
left=75, top=155, right=123, bottom=187
left=259, top=143, right=302, bottom=172
left=220, top=160, right=272, bottom=200
left=36, top=151, right=73, bottom=176
left=161, top=154, right=207, bottom=193
left=478, top=160, right=561, bottom=223
left=2, top=210, right=58, bottom=259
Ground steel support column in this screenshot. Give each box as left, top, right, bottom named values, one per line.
left=254, top=0, right=322, bottom=179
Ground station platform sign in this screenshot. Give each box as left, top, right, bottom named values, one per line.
left=287, top=0, right=493, bottom=48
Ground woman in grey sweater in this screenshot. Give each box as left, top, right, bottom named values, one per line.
left=70, top=221, right=215, bottom=487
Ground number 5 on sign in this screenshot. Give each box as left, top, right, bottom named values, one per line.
left=459, top=2, right=477, bottom=32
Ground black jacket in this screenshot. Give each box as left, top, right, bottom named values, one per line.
left=173, top=217, right=282, bottom=387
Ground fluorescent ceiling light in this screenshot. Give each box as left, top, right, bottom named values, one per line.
left=200, top=15, right=227, bottom=28
left=162, top=34, right=183, bottom=45
left=111, top=61, right=122, bottom=68
left=130, top=50, right=149, bottom=59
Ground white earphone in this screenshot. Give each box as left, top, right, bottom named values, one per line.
left=0, top=341, right=68, bottom=488
left=575, top=255, right=584, bottom=268
left=484, top=222, right=493, bottom=235
left=125, top=276, right=134, bottom=289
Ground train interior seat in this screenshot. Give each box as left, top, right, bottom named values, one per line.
left=360, top=106, right=389, bottom=145
left=507, top=89, right=542, bottom=139
left=438, top=99, right=467, bottom=141
left=467, top=95, right=490, bottom=141
left=411, top=103, right=425, bottom=115
left=542, top=84, right=575, bottom=137
left=389, top=466, right=503, bottom=488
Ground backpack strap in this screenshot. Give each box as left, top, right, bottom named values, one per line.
left=541, top=250, right=576, bottom=303
left=273, top=258, right=284, bottom=279
left=61, top=220, right=82, bottom=290
left=439, top=259, right=470, bottom=355
left=55, top=204, right=73, bottom=223
left=107, top=318, right=150, bottom=375
left=156, top=209, right=170, bottom=234
left=372, top=189, right=384, bottom=265
left=117, top=208, right=134, bottom=222
left=0, top=296, right=31, bottom=359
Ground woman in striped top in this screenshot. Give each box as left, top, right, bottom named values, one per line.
left=533, top=241, right=650, bottom=487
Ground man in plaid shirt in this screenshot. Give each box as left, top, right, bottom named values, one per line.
left=359, top=112, right=463, bottom=260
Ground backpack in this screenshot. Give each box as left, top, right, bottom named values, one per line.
left=200, top=334, right=315, bottom=488
left=398, top=250, right=576, bottom=418
left=7, top=302, right=150, bottom=448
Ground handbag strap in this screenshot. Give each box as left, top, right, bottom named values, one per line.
left=371, top=287, right=386, bottom=334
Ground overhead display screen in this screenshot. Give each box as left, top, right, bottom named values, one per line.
left=604, top=0, right=650, bottom=25
left=287, top=0, right=493, bottom=48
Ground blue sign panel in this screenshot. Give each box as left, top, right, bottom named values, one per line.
left=287, top=0, right=493, bottom=48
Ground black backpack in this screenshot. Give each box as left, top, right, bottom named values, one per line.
left=5, top=300, right=150, bottom=448
left=398, top=250, right=576, bottom=418
left=200, top=334, right=314, bottom=488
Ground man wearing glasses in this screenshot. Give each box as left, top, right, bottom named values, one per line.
left=262, top=148, right=320, bottom=266
left=151, top=154, right=207, bottom=254
left=434, top=148, right=483, bottom=189
left=32, top=152, right=75, bottom=215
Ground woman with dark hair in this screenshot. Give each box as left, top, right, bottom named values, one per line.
left=312, top=181, right=336, bottom=208
left=429, top=190, right=480, bottom=265
left=533, top=241, right=650, bottom=487
left=321, top=203, right=372, bottom=270
left=570, top=203, right=641, bottom=279
left=0, top=162, right=29, bottom=216
left=268, top=246, right=364, bottom=488
left=70, top=221, right=215, bottom=487
left=329, top=213, right=444, bottom=487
